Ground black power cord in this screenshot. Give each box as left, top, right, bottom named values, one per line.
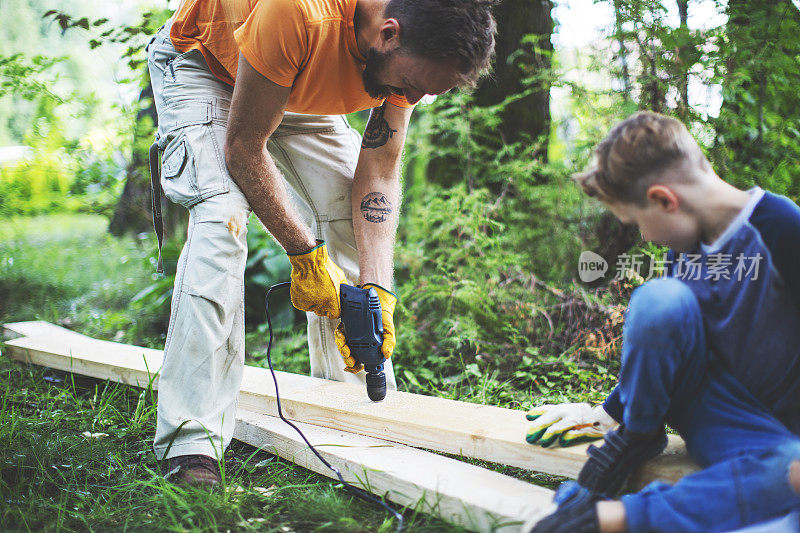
left=264, top=282, right=404, bottom=532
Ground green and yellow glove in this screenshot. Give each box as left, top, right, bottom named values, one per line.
left=526, top=403, right=617, bottom=447
left=288, top=241, right=349, bottom=319
left=334, top=283, right=397, bottom=374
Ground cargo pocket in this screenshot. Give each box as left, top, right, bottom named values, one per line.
left=160, top=131, right=198, bottom=208
left=160, top=124, right=230, bottom=208
left=158, top=97, right=230, bottom=208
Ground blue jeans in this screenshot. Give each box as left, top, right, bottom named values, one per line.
left=602, top=278, right=800, bottom=532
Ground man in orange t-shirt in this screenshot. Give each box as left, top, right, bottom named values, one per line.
left=145, top=0, right=496, bottom=484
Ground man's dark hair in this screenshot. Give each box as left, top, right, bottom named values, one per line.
left=385, top=0, right=497, bottom=85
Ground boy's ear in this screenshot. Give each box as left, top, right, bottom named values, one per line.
left=646, top=185, right=679, bottom=212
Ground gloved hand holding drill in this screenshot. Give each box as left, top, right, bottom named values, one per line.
left=335, top=283, right=397, bottom=373
left=526, top=402, right=618, bottom=447
left=288, top=240, right=350, bottom=319
left=287, top=240, right=397, bottom=373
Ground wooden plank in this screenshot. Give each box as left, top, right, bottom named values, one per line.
left=2, top=320, right=90, bottom=341
left=234, top=410, right=554, bottom=532
left=237, top=368, right=697, bottom=487
left=2, top=327, right=162, bottom=390
left=1, top=321, right=699, bottom=488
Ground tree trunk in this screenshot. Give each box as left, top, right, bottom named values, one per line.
left=108, top=83, right=183, bottom=238
left=473, top=0, right=553, bottom=151
left=424, top=0, right=554, bottom=193
left=676, top=0, right=689, bottom=119
left=613, top=0, right=632, bottom=101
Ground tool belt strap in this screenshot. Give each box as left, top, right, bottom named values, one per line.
left=149, top=139, right=165, bottom=274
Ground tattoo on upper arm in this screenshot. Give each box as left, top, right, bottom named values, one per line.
left=360, top=192, right=393, bottom=223
left=361, top=103, right=397, bottom=149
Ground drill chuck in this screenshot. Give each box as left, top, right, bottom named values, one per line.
left=365, top=368, right=387, bottom=402
left=340, top=284, right=388, bottom=402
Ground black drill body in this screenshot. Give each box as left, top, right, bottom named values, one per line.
left=339, top=284, right=387, bottom=402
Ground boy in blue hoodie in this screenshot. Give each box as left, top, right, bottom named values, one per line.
left=530, top=112, right=800, bottom=532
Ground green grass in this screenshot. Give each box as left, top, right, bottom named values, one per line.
left=0, top=214, right=159, bottom=345
left=0, top=357, right=469, bottom=532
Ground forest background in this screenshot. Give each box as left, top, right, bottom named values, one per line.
left=1, top=0, right=799, bottom=531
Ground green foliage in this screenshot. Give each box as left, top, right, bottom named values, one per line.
left=415, top=90, right=551, bottom=191
left=0, top=3, right=170, bottom=234
left=0, top=53, right=62, bottom=101
left=394, top=87, right=627, bottom=404
left=711, top=0, right=800, bottom=200
left=0, top=97, right=127, bottom=217
left=392, top=178, right=624, bottom=407
left=43, top=7, right=171, bottom=71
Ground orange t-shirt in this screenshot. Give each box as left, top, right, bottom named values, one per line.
left=169, top=0, right=412, bottom=115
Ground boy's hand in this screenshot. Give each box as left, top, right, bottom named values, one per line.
left=526, top=403, right=617, bottom=447
left=528, top=481, right=602, bottom=533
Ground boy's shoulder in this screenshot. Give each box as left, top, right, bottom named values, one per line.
left=750, top=190, right=800, bottom=234
left=749, top=190, right=800, bottom=268
left=747, top=190, right=800, bottom=307
left=666, top=188, right=800, bottom=308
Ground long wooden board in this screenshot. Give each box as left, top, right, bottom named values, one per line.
left=2, top=320, right=88, bottom=341
left=234, top=410, right=553, bottom=531
left=1, top=321, right=698, bottom=489
left=1, top=323, right=555, bottom=531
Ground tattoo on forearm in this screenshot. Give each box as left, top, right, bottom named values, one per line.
left=361, top=103, right=397, bottom=149
left=360, top=192, right=393, bottom=223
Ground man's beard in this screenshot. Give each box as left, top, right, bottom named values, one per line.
left=362, top=47, right=395, bottom=99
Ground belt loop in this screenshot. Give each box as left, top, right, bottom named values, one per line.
left=149, top=138, right=165, bottom=274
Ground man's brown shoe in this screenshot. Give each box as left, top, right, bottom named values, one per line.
left=162, top=454, right=221, bottom=486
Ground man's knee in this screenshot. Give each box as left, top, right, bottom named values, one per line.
left=626, top=278, right=700, bottom=339
left=178, top=198, right=251, bottom=299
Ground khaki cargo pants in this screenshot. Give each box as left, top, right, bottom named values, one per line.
left=146, top=21, right=396, bottom=461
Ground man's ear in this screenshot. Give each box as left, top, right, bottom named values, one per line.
left=646, top=185, right=680, bottom=212
left=378, top=18, right=401, bottom=50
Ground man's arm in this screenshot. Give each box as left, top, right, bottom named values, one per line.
left=224, top=54, right=316, bottom=255
left=353, top=102, right=413, bottom=286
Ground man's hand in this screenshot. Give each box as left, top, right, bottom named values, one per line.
left=287, top=241, right=349, bottom=319
left=334, top=283, right=397, bottom=373
left=526, top=403, right=618, bottom=447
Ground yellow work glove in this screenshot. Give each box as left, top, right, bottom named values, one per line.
left=334, top=283, right=398, bottom=374
left=526, top=403, right=618, bottom=447
left=287, top=241, right=349, bottom=319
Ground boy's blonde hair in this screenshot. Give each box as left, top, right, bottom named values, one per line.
left=573, top=111, right=710, bottom=205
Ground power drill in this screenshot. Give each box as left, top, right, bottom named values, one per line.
left=339, top=284, right=387, bottom=402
